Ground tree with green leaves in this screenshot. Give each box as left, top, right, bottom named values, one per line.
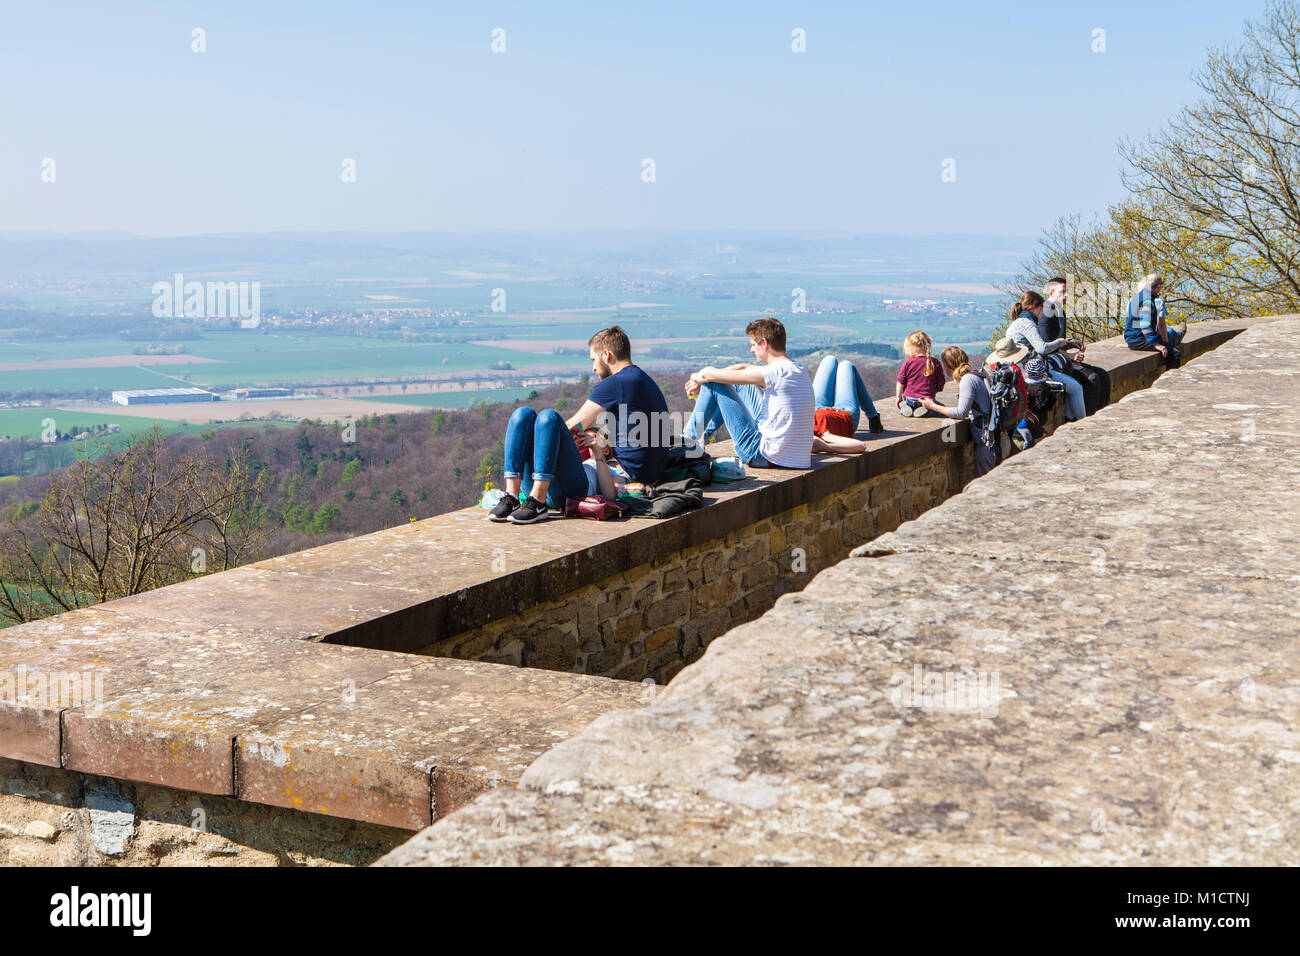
left=1007, top=2, right=1299, bottom=344
left=309, top=502, right=340, bottom=534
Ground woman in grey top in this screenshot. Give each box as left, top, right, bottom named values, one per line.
left=919, top=346, right=1001, bottom=477
left=1005, top=290, right=1087, bottom=421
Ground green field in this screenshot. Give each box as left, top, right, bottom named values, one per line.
left=0, top=406, right=292, bottom=452
left=0, top=408, right=182, bottom=441
left=0, top=332, right=592, bottom=395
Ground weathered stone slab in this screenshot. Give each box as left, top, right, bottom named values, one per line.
left=378, top=316, right=1299, bottom=866
left=0, top=607, right=253, bottom=768
left=237, top=659, right=644, bottom=830
left=62, top=634, right=406, bottom=794
left=102, top=565, right=428, bottom=642
left=435, top=683, right=654, bottom=819
left=0, top=602, right=649, bottom=832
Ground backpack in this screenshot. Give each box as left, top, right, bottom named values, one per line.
left=1025, top=378, right=1056, bottom=415
left=973, top=364, right=1027, bottom=450
left=658, top=439, right=714, bottom=485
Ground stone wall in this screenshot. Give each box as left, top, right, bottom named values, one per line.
left=417, top=447, right=968, bottom=684
left=0, top=758, right=409, bottom=867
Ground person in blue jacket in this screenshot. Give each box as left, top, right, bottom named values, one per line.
left=1125, top=274, right=1186, bottom=369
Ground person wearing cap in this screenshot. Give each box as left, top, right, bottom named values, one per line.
left=1126, top=274, right=1186, bottom=368
left=1004, top=290, right=1087, bottom=422
left=985, top=336, right=1030, bottom=367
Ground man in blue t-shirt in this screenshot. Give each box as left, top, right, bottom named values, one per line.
left=489, top=325, right=670, bottom=524
left=578, top=327, right=671, bottom=483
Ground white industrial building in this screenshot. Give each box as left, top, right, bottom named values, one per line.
left=110, top=387, right=219, bottom=406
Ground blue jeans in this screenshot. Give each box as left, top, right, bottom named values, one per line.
left=813, top=356, right=879, bottom=424
left=1049, top=368, right=1086, bottom=421
left=684, top=383, right=770, bottom=467
left=502, top=406, right=589, bottom=508
left=902, top=396, right=936, bottom=417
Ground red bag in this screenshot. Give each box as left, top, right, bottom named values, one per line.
left=563, top=495, right=629, bottom=520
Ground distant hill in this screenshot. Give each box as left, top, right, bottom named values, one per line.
left=0, top=230, right=1036, bottom=281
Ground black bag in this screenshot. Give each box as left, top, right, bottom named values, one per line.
left=1025, top=379, right=1057, bottom=416
left=1062, top=360, right=1111, bottom=415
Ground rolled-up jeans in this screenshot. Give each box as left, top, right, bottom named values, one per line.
left=502, top=406, right=589, bottom=508
left=684, top=383, right=770, bottom=467
left=813, top=355, right=879, bottom=423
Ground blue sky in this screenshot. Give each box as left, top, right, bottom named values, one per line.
left=0, top=0, right=1261, bottom=237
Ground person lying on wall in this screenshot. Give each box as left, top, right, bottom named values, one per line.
left=682, top=316, right=816, bottom=468
left=489, top=325, right=669, bottom=525
left=809, top=353, right=885, bottom=454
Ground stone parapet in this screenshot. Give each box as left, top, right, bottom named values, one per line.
left=377, top=315, right=1299, bottom=865
left=84, top=320, right=1259, bottom=671
left=0, top=605, right=645, bottom=842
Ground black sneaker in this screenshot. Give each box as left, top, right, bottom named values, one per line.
left=508, top=495, right=550, bottom=524
left=868, top=414, right=884, bottom=433
left=488, top=493, right=519, bottom=522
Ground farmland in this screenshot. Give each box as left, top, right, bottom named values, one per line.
left=0, top=231, right=1021, bottom=454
